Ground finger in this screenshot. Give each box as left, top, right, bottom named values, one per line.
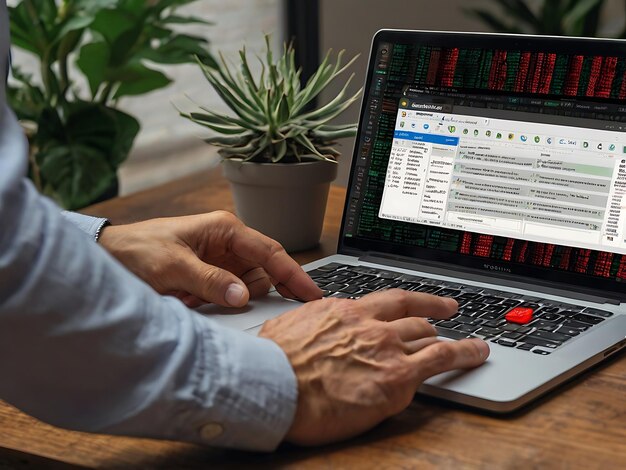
left=275, top=283, right=298, bottom=300
left=182, top=294, right=206, bottom=308
left=240, top=267, right=272, bottom=298
left=410, top=338, right=490, bottom=383
left=355, top=289, right=458, bottom=322
left=403, top=337, right=440, bottom=355
left=387, top=316, right=437, bottom=342
left=177, top=255, right=250, bottom=308
left=229, top=225, right=323, bottom=301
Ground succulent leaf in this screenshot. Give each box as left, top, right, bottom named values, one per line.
left=182, top=35, right=360, bottom=163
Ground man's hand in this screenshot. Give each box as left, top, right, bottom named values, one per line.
left=99, top=211, right=322, bottom=308
left=260, top=289, right=489, bottom=446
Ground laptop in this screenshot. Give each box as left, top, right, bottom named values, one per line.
left=200, top=30, right=626, bottom=413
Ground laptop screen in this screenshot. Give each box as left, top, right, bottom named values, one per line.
left=341, top=31, right=626, bottom=295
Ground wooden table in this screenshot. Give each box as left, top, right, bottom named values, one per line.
left=1, top=168, right=625, bottom=469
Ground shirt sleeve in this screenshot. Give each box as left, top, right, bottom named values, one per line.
left=60, top=211, right=109, bottom=241
left=0, top=8, right=297, bottom=450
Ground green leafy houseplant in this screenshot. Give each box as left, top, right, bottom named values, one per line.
left=179, top=36, right=361, bottom=163
left=8, top=0, right=212, bottom=210
left=469, top=0, right=626, bottom=37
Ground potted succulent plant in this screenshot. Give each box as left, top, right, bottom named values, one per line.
left=180, top=36, right=361, bottom=252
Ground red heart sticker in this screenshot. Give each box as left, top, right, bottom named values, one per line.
left=505, top=307, right=534, bottom=325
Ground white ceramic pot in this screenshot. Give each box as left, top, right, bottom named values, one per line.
left=221, top=159, right=338, bottom=252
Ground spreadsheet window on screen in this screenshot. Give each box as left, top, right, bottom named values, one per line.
left=345, top=39, right=626, bottom=282
left=378, top=102, right=626, bottom=254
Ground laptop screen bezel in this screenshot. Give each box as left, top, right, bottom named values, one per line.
left=338, top=29, right=626, bottom=298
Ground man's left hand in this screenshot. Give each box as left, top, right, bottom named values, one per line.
left=98, top=211, right=322, bottom=308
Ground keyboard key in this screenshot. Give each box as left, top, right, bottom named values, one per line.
left=554, top=326, right=581, bottom=337
left=539, top=306, right=560, bottom=314
left=327, top=274, right=352, bottom=283
left=517, top=343, right=534, bottom=351
left=501, top=299, right=522, bottom=308
left=475, top=327, right=501, bottom=337
left=459, top=286, right=484, bottom=293
left=582, top=307, right=613, bottom=318
left=376, top=270, right=402, bottom=279
left=307, top=269, right=333, bottom=278
left=436, top=326, right=472, bottom=340
left=572, top=313, right=604, bottom=325
left=494, top=339, right=517, bottom=347
left=532, top=330, right=571, bottom=343
left=350, top=266, right=381, bottom=274
left=483, top=319, right=506, bottom=328
left=483, top=304, right=507, bottom=313
left=456, top=324, right=481, bottom=334
left=562, top=320, right=591, bottom=331
left=530, top=320, right=558, bottom=331
left=456, top=293, right=482, bottom=301
left=480, top=311, right=504, bottom=320
left=316, top=263, right=345, bottom=272
left=339, top=286, right=362, bottom=294
left=397, top=282, right=420, bottom=291
left=463, top=302, right=486, bottom=313
left=437, top=288, right=462, bottom=297
left=502, top=323, right=521, bottom=332
left=520, top=302, right=540, bottom=310
left=398, top=274, right=424, bottom=282
left=521, top=336, right=560, bottom=349
left=324, top=282, right=348, bottom=292
left=532, top=349, right=551, bottom=355
left=557, top=303, right=585, bottom=312
left=416, top=285, right=442, bottom=294
left=455, top=315, right=483, bottom=326
left=436, top=320, right=460, bottom=329
left=539, top=312, right=562, bottom=322
left=459, top=307, right=483, bottom=318
left=481, top=296, right=504, bottom=304
left=501, top=331, right=524, bottom=340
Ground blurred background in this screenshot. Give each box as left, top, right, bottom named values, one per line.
left=9, top=0, right=626, bottom=197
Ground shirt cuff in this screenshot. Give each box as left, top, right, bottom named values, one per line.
left=60, top=211, right=109, bottom=241
left=186, top=315, right=298, bottom=451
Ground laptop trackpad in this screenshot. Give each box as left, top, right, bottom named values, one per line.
left=195, top=291, right=298, bottom=331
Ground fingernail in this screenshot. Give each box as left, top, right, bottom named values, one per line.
left=475, top=339, right=490, bottom=360
left=225, top=283, right=245, bottom=306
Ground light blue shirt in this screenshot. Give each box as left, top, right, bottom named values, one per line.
left=0, top=2, right=296, bottom=451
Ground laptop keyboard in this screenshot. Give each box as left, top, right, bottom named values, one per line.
left=307, top=263, right=613, bottom=355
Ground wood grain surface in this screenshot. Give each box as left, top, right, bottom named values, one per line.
left=1, top=168, right=624, bottom=469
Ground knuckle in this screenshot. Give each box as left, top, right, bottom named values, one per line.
left=201, top=266, right=225, bottom=286
left=213, top=210, right=240, bottom=226
left=427, top=342, right=455, bottom=367
left=267, top=238, right=286, bottom=257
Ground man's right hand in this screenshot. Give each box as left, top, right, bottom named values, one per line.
left=259, top=289, right=489, bottom=446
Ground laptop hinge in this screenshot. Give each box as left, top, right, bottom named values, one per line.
left=359, top=252, right=623, bottom=305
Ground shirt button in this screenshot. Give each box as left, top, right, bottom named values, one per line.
left=199, top=423, right=224, bottom=441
